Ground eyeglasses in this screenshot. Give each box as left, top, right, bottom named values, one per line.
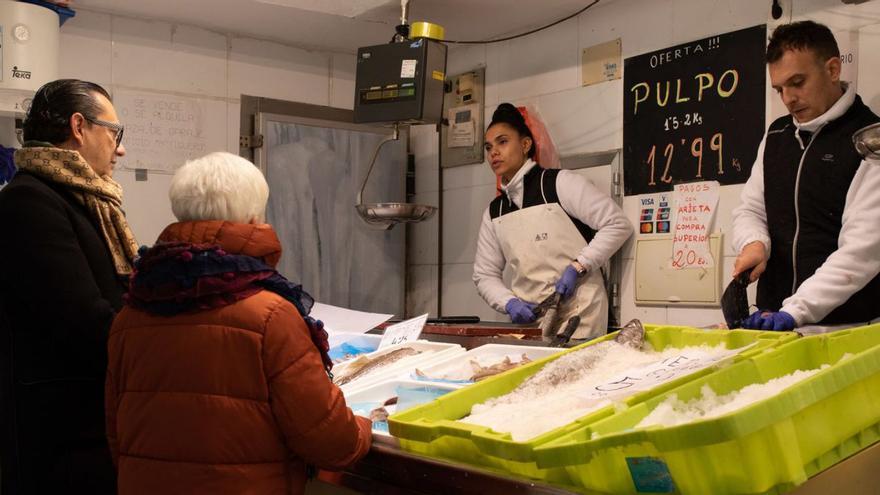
left=86, top=117, right=124, bottom=149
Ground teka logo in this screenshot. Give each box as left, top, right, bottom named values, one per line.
left=534, top=233, right=548, bottom=242
left=11, top=66, right=31, bottom=80
left=821, top=153, right=835, bottom=163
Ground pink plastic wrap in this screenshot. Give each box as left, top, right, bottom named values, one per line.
left=518, top=106, right=561, bottom=169
left=493, top=105, right=562, bottom=195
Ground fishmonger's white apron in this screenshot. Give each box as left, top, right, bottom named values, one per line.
left=493, top=199, right=608, bottom=340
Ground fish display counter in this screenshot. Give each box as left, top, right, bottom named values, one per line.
left=308, top=441, right=880, bottom=494
left=305, top=322, right=880, bottom=494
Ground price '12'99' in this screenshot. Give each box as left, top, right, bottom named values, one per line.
left=645, top=133, right=723, bottom=186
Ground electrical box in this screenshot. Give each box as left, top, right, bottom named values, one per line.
left=354, top=38, right=447, bottom=124
left=441, top=68, right=485, bottom=168
left=634, top=233, right=723, bottom=306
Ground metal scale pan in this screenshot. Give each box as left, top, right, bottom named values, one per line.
left=355, top=123, right=436, bottom=230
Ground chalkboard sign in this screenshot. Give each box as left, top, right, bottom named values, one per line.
left=623, top=25, right=766, bottom=196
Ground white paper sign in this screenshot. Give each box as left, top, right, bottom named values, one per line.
left=400, top=59, right=417, bottom=78
left=575, top=343, right=753, bottom=402
left=114, top=90, right=211, bottom=172
left=310, top=302, right=393, bottom=335
left=379, top=313, right=429, bottom=349
left=672, top=181, right=719, bottom=269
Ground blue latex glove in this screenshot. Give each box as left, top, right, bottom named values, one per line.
left=505, top=297, right=537, bottom=324
left=555, top=265, right=580, bottom=299
left=742, top=310, right=796, bottom=331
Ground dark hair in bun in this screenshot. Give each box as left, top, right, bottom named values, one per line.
left=488, top=103, right=536, bottom=159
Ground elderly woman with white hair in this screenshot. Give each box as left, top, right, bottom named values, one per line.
left=105, top=151, right=371, bottom=495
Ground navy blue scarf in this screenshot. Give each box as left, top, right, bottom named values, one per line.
left=126, top=243, right=332, bottom=373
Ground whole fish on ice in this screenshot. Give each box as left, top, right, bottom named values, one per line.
left=502, top=319, right=646, bottom=392
left=470, top=354, right=531, bottom=381
left=334, top=347, right=420, bottom=386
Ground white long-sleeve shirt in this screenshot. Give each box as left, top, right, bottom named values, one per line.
left=473, top=160, right=633, bottom=312
left=731, top=83, right=880, bottom=325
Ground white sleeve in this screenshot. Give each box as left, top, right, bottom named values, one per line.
left=555, top=170, right=633, bottom=270
left=473, top=207, right=515, bottom=312
left=731, top=136, right=771, bottom=254
left=781, top=159, right=880, bottom=324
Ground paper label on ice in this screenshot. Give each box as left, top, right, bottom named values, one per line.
left=574, top=343, right=753, bottom=402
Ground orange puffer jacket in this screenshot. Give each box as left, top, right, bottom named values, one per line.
left=105, top=221, right=371, bottom=495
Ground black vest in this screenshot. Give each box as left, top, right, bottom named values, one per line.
left=488, top=166, right=596, bottom=244
left=760, top=95, right=880, bottom=324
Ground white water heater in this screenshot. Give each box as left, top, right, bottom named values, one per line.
left=0, top=0, right=59, bottom=115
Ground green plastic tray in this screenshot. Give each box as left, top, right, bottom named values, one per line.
left=534, top=323, right=880, bottom=494
left=388, top=325, right=796, bottom=484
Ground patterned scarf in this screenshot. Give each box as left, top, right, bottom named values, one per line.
left=126, top=242, right=333, bottom=374
left=14, top=145, right=139, bottom=276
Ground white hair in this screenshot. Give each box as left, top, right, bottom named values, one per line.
left=169, top=151, right=269, bottom=223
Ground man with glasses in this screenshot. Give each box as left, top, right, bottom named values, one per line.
left=0, top=79, right=138, bottom=494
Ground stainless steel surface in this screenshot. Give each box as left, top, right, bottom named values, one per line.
left=355, top=202, right=438, bottom=230
left=853, top=122, right=880, bottom=160
left=356, top=124, right=400, bottom=207
left=356, top=122, right=438, bottom=229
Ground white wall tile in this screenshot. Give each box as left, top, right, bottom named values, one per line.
left=670, top=0, right=768, bottom=45
left=112, top=18, right=228, bottom=97
left=620, top=195, right=642, bottom=260
left=227, top=101, right=241, bottom=154
left=535, top=81, right=623, bottom=156
left=858, top=24, right=880, bottom=110
left=58, top=10, right=112, bottom=85
left=792, top=0, right=861, bottom=19
left=665, top=305, right=725, bottom=328
left=577, top=1, right=624, bottom=52
left=331, top=53, right=356, bottom=110
left=717, top=183, right=744, bottom=257
left=497, top=17, right=579, bottom=102
left=582, top=0, right=675, bottom=59
left=666, top=254, right=732, bottom=327
left=484, top=42, right=502, bottom=106
left=447, top=43, right=487, bottom=77
left=441, top=263, right=506, bottom=321
left=441, top=183, right=496, bottom=265
left=114, top=168, right=176, bottom=245
left=409, top=191, right=439, bottom=266
left=442, top=162, right=496, bottom=190
left=407, top=264, right=438, bottom=318
left=619, top=258, right=668, bottom=324
left=228, top=37, right=329, bottom=105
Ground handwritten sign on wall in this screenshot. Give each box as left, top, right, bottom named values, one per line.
left=114, top=90, right=212, bottom=172
left=623, top=25, right=766, bottom=195
left=672, top=180, right=719, bottom=269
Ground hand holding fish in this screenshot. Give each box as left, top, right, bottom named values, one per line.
left=733, top=241, right=767, bottom=283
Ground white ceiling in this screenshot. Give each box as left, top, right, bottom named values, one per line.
left=72, top=0, right=602, bottom=53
